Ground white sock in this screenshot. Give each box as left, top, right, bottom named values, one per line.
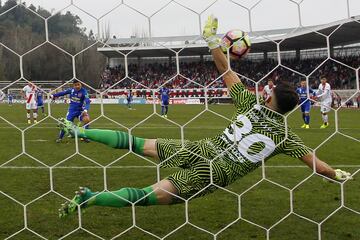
left=27, top=113, right=30, bottom=119
left=33, top=112, right=38, bottom=120
left=322, top=114, right=328, bottom=124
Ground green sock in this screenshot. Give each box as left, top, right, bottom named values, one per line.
left=77, top=129, right=145, bottom=155
left=88, top=186, right=158, bottom=208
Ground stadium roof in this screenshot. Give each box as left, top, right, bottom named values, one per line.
left=98, top=15, right=360, bottom=58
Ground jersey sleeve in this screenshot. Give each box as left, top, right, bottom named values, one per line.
left=53, top=88, right=71, bottom=98
left=229, top=82, right=257, bottom=110
left=283, top=130, right=310, bottom=158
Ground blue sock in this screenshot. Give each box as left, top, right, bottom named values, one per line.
left=161, top=106, right=164, bottom=115
left=305, top=115, right=310, bottom=124
left=84, top=124, right=89, bottom=129
left=59, top=130, right=65, bottom=139
left=165, top=106, right=168, bottom=114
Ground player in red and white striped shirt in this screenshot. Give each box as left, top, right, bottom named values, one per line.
left=22, top=82, right=38, bottom=124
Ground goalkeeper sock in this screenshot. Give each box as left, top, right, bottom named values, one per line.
left=77, top=129, right=145, bottom=155
left=89, top=186, right=158, bottom=208
left=165, top=106, right=168, bottom=114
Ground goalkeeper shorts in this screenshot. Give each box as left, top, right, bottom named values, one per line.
left=156, top=138, right=237, bottom=201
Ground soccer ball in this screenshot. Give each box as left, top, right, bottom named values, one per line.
left=221, top=30, right=251, bottom=59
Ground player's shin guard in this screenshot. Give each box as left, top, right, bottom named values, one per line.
left=79, top=129, right=145, bottom=155
left=91, top=186, right=158, bottom=208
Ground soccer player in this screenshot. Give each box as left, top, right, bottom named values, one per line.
left=36, top=88, right=46, bottom=116
left=57, top=16, right=352, bottom=218
left=126, top=89, right=133, bottom=109
left=8, top=93, right=14, bottom=106
left=7, top=93, right=13, bottom=106
left=22, top=82, right=38, bottom=124
left=315, top=76, right=332, bottom=129
left=51, top=80, right=90, bottom=143
left=296, top=80, right=315, bottom=129
left=262, top=79, right=275, bottom=102
left=159, top=85, right=170, bottom=118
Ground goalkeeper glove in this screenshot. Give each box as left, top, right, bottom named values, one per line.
left=203, top=15, right=220, bottom=49
left=334, top=169, right=352, bottom=181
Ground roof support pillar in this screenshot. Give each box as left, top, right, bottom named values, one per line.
left=296, top=49, right=300, bottom=60
left=263, top=51, right=268, bottom=60
left=330, top=45, right=334, bottom=58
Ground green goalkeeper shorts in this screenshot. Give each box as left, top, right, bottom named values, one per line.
left=156, top=138, right=237, bottom=200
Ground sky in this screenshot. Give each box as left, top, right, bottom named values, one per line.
left=20, top=0, right=360, bottom=38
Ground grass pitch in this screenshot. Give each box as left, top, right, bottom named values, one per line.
left=0, top=103, right=359, bottom=240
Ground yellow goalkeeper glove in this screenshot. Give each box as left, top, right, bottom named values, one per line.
left=203, top=14, right=220, bottom=49
left=334, top=169, right=352, bottom=181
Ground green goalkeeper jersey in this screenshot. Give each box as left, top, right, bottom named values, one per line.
left=209, top=82, right=310, bottom=177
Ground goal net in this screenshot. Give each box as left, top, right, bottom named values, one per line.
left=0, top=0, right=359, bottom=239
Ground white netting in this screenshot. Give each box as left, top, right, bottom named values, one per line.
left=0, top=0, right=359, bottom=239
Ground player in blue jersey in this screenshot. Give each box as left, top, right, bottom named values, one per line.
left=51, top=80, right=91, bottom=143
left=296, top=80, right=315, bottom=129
left=36, top=88, right=46, bottom=116
left=159, top=85, right=170, bottom=118
left=7, top=93, right=13, bottom=106
left=127, top=90, right=133, bottom=109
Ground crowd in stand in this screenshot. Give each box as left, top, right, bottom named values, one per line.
left=99, top=55, right=360, bottom=92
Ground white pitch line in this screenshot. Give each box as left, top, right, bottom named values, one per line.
left=27, top=139, right=49, bottom=142
left=0, top=125, right=358, bottom=130
left=0, top=165, right=359, bottom=169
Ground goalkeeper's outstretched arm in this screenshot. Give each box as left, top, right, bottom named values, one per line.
left=211, top=48, right=241, bottom=90
left=300, top=153, right=352, bottom=181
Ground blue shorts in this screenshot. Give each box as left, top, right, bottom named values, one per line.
left=66, top=111, right=87, bottom=122
left=162, top=100, right=169, bottom=106
left=37, top=101, right=44, bottom=107
left=301, top=102, right=311, bottom=113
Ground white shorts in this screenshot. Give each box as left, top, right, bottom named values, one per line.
left=26, top=102, right=37, bottom=110
left=320, top=101, right=331, bottom=113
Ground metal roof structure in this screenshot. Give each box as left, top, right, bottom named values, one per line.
left=97, top=16, right=360, bottom=58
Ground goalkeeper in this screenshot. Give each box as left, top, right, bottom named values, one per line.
left=58, top=15, right=352, bottom=217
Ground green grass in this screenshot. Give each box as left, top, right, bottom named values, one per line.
left=0, top=103, right=359, bottom=240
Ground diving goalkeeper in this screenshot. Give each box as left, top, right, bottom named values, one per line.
left=58, top=15, right=352, bottom=217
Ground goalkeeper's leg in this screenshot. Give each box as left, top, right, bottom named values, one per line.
left=58, top=118, right=159, bottom=157
left=59, top=179, right=178, bottom=218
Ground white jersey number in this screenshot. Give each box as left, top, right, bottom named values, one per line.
left=224, top=114, right=276, bottom=163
